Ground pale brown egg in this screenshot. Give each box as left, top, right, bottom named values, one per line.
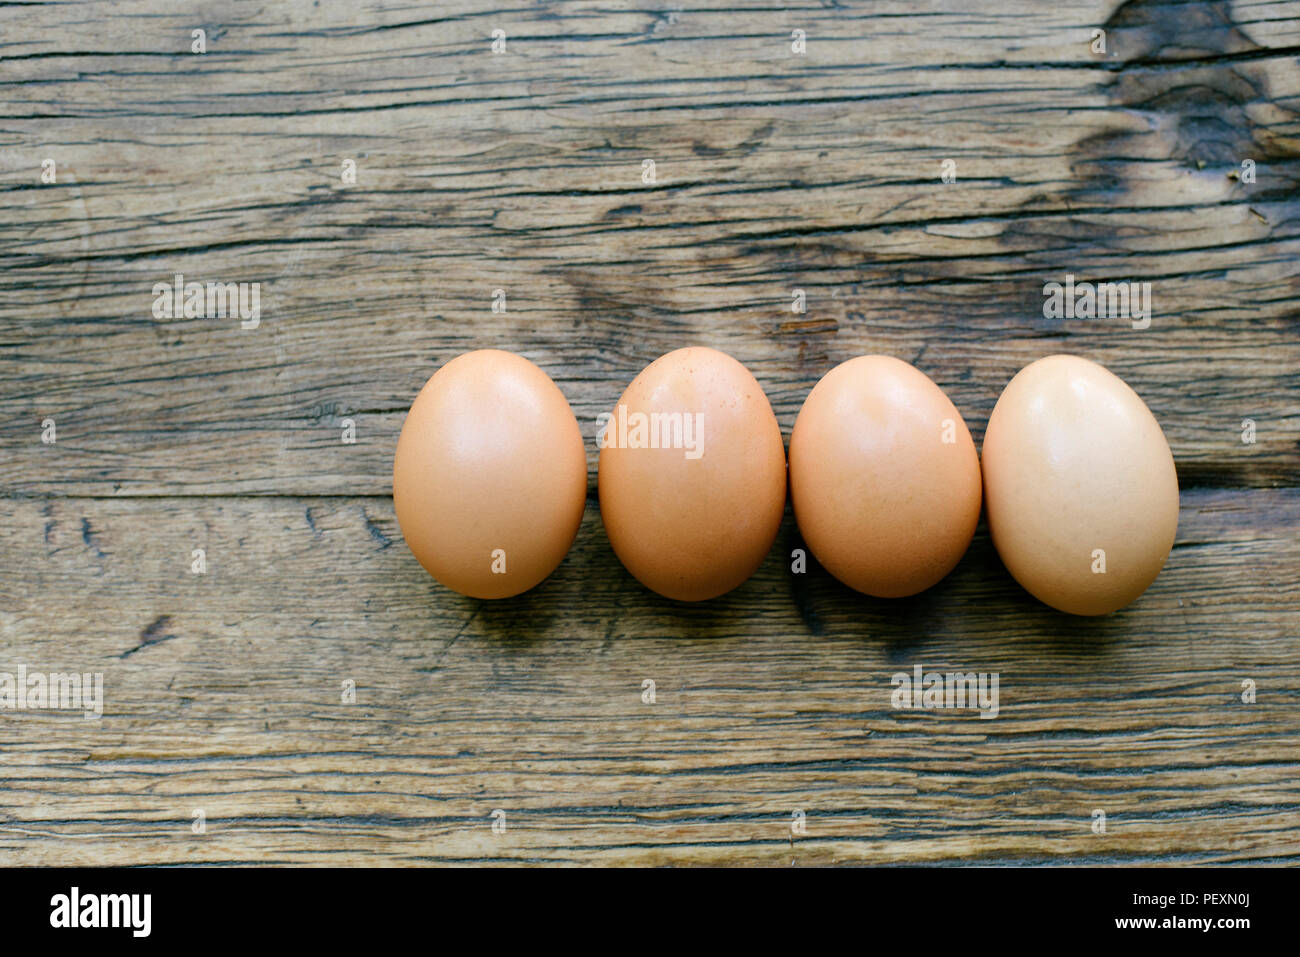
left=597, top=347, right=786, bottom=601
left=392, top=350, right=587, bottom=599
left=788, top=355, right=982, bottom=598
left=981, top=354, right=1179, bottom=616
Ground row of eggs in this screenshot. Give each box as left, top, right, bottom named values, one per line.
left=393, top=348, right=1180, bottom=615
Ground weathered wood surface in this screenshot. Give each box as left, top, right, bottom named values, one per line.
left=1, top=0, right=1298, bottom=865
left=1, top=490, right=1298, bottom=865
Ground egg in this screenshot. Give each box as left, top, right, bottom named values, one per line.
left=597, top=347, right=786, bottom=601
left=392, top=350, right=587, bottom=599
left=981, top=354, right=1179, bottom=616
left=788, top=355, right=982, bottom=598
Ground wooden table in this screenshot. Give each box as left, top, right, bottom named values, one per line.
left=2, top=0, right=1297, bottom=866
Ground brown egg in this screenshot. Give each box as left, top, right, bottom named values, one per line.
left=789, top=355, right=982, bottom=598
left=392, top=350, right=587, bottom=599
left=981, top=354, right=1179, bottom=616
left=597, top=347, right=786, bottom=601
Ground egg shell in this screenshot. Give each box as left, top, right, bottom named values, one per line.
left=981, top=354, right=1179, bottom=616
left=392, top=350, right=587, bottom=600
left=788, top=355, right=982, bottom=598
left=597, top=347, right=787, bottom=602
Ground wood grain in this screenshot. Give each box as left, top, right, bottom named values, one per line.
left=1, top=489, right=1298, bottom=865
left=3, top=0, right=1298, bottom=493
left=0, top=0, right=1297, bottom=865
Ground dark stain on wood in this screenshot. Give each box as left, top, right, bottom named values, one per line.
left=80, top=517, right=106, bottom=558
left=362, top=508, right=393, bottom=549
left=120, top=614, right=178, bottom=659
